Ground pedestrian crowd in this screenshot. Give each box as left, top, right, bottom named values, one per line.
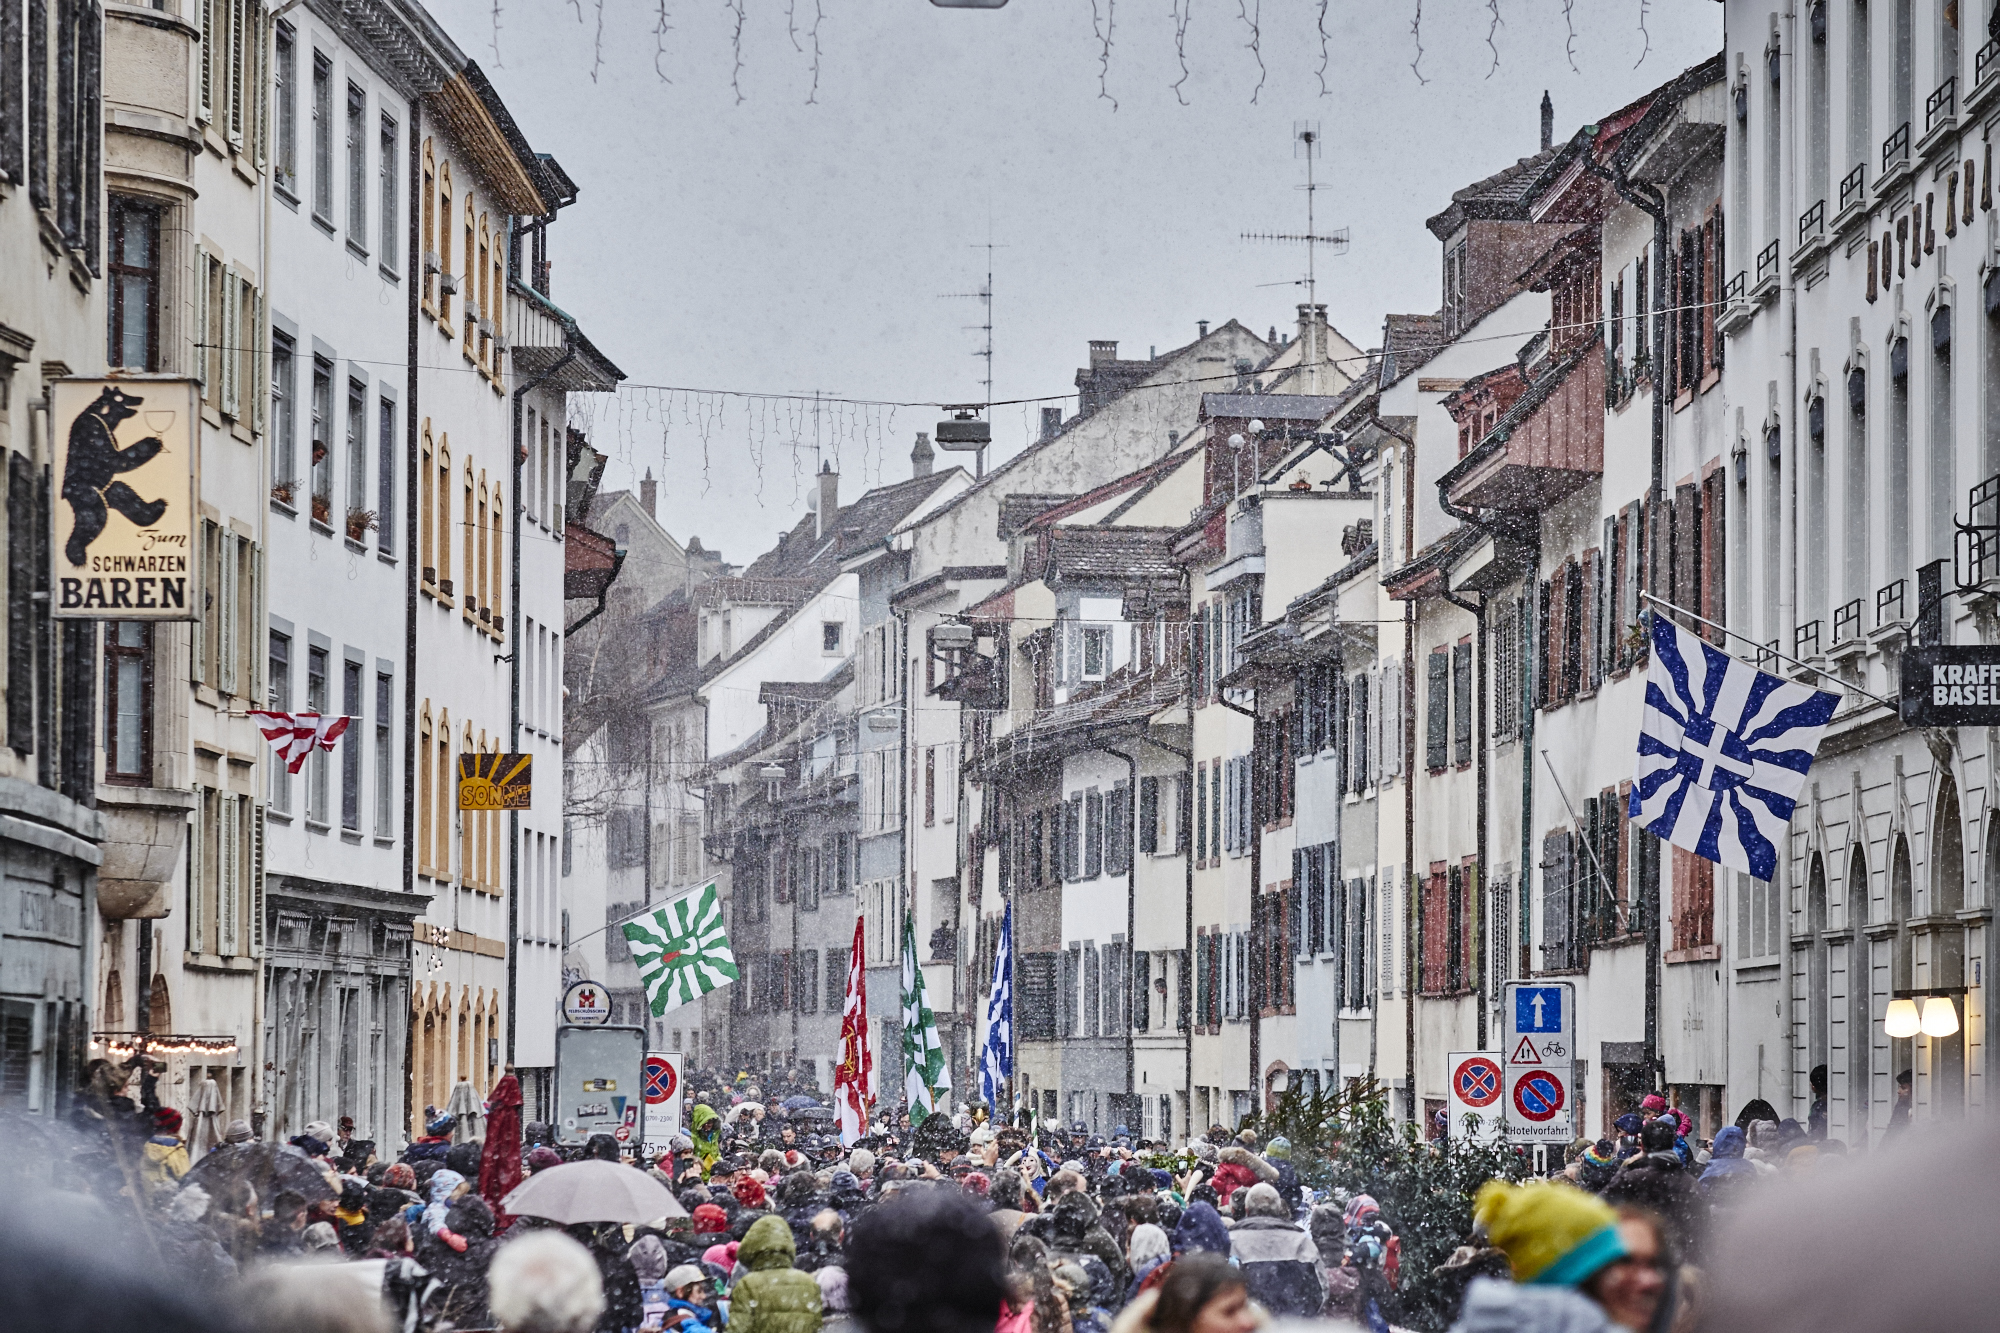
left=4, top=1057, right=1980, bottom=1333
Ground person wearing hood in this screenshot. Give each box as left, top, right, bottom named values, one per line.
left=1450, top=1180, right=1666, bottom=1333
left=1124, top=1223, right=1172, bottom=1304
left=1027, top=1188, right=1131, bottom=1290
left=1208, top=1145, right=1275, bottom=1208
left=1698, top=1127, right=1755, bottom=1192
left=414, top=1167, right=471, bottom=1242
left=689, top=1104, right=723, bottom=1173
left=1227, top=1183, right=1325, bottom=1318
left=730, top=1213, right=823, bottom=1333
left=1170, top=1200, right=1231, bottom=1257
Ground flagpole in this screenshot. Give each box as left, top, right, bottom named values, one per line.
left=1639, top=592, right=1897, bottom=711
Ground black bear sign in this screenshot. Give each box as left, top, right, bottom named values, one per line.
left=49, top=379, right=197, bottom=620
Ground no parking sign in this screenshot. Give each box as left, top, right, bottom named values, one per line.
left=1446, top=1052, right=1504, bottom=1141
left=641, top=1051, right=683, bottom=1155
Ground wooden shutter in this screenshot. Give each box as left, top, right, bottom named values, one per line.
left=1426, top=650, right=1448, bottom=770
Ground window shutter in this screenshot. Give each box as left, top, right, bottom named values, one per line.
left=219, top=792, right=239, bottom=955
left=189, top=787, right=208, bottom=953
left=218, top=533, right=239, bottom=696
left=252, top=286, right=267, bottom=433
left=1138, top=776, right=1158, bottom=854
left=251, top=802, right=265, bottom=955
left=1425, top=651, right=1448, bottom=769
left=192, top=247, right=210, bottom=390
left=221, top=273, right=240, bottom=417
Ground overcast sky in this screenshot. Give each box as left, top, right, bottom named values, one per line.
left=430, top=0, right=1723, bottom=563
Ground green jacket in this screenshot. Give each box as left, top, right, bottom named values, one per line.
left=730, top=1215, right=822, bottom=1333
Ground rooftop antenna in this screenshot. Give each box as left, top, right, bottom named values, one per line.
left=940, top=237, right=1007, bottom=410
left=1240, top=123, right=1349, bottom=312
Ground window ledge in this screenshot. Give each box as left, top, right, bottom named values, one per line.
left=377, top=549, right=397, bottom=565
left=380, top=264, right=400, bottom=284
left=267, top=808, right=293, bottom=823
left=304, top=818, right=331, bottom=833
left=311, top=211, right=336, bottom=237
left=1664, top=944, right=1721, bottom=964
left=346, top=238, right=369, bottom=263
left=310, top=519, right=335, bottom=538
left=340, top=828, right=364, bottom=843
left=271, top=498, right=298, bottom=518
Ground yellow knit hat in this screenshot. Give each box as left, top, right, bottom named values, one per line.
left=1473, top=1179, right=1628, bottom=1286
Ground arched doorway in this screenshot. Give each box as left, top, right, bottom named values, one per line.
left=1846, top=844, right=1871, bottom=1141
left=1931, top=776, right=1966, bottom=1116
left=1807, top=854, right=1829, bottom=1096
left=1890, top=834, right=1914, bottom=1111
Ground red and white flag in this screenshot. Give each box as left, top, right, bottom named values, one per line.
left=248, top=711, right=352, bottom=774
left=834, top=914, right=872, bottom=1147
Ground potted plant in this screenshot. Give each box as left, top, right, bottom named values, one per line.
left=271, top=478, right=296, bottom=507
left=345, top=507, right=379, bottom=542
left=310, top=493, right=332, bottom=526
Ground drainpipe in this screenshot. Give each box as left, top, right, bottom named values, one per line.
left=1583, top=130, right=1670, bottom=1095
left=1180, top=580, right=1197, bottom=1135
left=506, top=267, right=578, bottom=1069
left=400, top=93, right=422, bottom=1143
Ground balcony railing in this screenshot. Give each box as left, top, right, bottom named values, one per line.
left=1839, top=163, right=1867, bottom=213
left=1966, top=472, right=2000, bottom=584
left=1979, top=38, right=2000, bottom=88
left=1799, top=199, right=1827, bottom=247
left=1794, top=620, right=1822, bottom=661
left=1882, top=121, right=1912, bottom=175
left=1756, top=239, right=1780, bottom=284
left=1876, top=578, right=1907, bottom=626
left=1756, top=640, right=1781, bottom=671
left=1833, top=598, right=1861, bottom=644
left=1926, top=75, right=1958, bottom=134
left=1725, top=270, right=1747, bottom=304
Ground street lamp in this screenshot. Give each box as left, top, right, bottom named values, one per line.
left=1920, top=996, right=1961, bottom=1038
left=1884, top=997, right=1921, bottom=1039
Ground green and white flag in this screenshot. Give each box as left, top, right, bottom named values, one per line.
left=900, top=913, right=950, bottom=1124
left=623, top=883, right=740, bottom=1016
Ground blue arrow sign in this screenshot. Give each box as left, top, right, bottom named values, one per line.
left=1515, top=986, right=1563, bottom=1034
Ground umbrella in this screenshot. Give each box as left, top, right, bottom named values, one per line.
left=782, top=1095, right=821, bottom=1111
left=184, top=1141, right=337, bottom=1207
left=500, top=1159, right=689, bottom=1225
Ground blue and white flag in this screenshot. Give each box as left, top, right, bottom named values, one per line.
left=978, top=900, right=1014, bottom=1112
left=1630, top=614, right=1839, bottom=882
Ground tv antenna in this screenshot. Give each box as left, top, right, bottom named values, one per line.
left=1240, top=123, right=1349, bottom=311
left=939, top=238, right=1007, bottom=409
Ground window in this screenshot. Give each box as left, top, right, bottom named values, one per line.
left=104, top=623, right=152, bottom=784
left=268, top=631, right=291, bottom=812
left=274, top=22, right=296, bottom=193
left=345, top=82, right=366, bottom=246
left=438, top=161, right=453, bottom=323
left=341, top=658, right=362, bottom=830
left=379, top=114, right=398, bottom=274
left=375, top=671, right=393, bottom=836
left=271, top=332, right=296, bottom=496
left=107, top=196, right=161, bottom=370
left=310, top=358, right=332, bottom=525
left=311, top=51, right=332, bottom=222
left=1081, top=625, right=1109, bottom=679
left=822, top=621, right=842, bottom=654
left=306, top=644, right=329, bottom=824
left=346, top=379, right=367, bottom=537
left=377, top=397, right=396, bottom=553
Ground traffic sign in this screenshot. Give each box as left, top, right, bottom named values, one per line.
left=1445, top=1052, right=1504, bottom=1141
left=1502, top=980, right=1574, bottom=1143
left=641, top=1050, right=684, bottom=1155
left=1511, top=1069, right=1566, bottom=1122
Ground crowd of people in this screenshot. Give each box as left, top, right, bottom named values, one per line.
left=9, top=1059, right=1984, bottom=1333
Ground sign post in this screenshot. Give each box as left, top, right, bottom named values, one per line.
left=1502, top=981, right=1575, bottom=1145
left=1445, top=1051, right=1504, bottom=1141
left=641, top=1051, right=683, bottom=1157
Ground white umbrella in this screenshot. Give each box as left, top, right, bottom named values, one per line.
left=500, top=1159, right=689, bottom=1224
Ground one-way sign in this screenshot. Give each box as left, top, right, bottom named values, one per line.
left=1503, top=980, right=1574, bottom=1143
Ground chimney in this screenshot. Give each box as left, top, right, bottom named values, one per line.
left=1540, top=90, right=1553, bottom=153
left=640, top=467, right=657, bottom=519
left=1088, top=340, right=1119, bottom=367
left=816, top=463, right=839, bottom=539
left=910, top=431, right=934, bottom=478
left=1040, top=406, right=1062, bottom=441
left=1197, top=320, right=1210, bottom=338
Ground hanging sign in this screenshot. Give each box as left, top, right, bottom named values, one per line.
left=562, top=978, right=614, bottom=1026
left=460, top=752, right=533, bottom=810
left=1900, top=645, right=2000, bottom=726
left=49, top=379, right=199, bottom=619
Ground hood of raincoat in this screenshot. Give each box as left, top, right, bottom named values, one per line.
left=1451, top=1277, right=1617, bottom=1333
left=629, top=1234, right=672, bottom=1282
left=739, top=1213, right=797, bottom=1271
left=1173, top=1201, right=1231, bottom=1255
left=428, top=1169, right=466, bottom=1207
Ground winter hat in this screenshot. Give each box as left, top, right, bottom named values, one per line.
left=847, top=1148, right=876, bottom=1176
left=527, top=1146, right=563, bottom=1173
left=692, top=1203, right=729, bottom=1234
left=1474, top=1180, right=1628, bottom=1287
left=815, top=1264, right=850, bottom=1313
left=732, top=1176, right=767, bottom=1209
left=962, top=1171, right=990, bottom=1197
left=1242, top=1183, right=1287, bottom=1218
left=663, top=1264, right=707, bottom=1294
left=153, top=1106, right=183, bottom=1135
left=1640, top=1094, right=1669, bottom=1114
left=383, top=1163, right=417, bottom=1189
left=1265, top=1136, right=1292, bottom=1159
left=224, top=1118, right=254, bottom=1143
left=304, top=1120, right=337, bottom=1144
left=425, top=1114, right=456, bottom=1137
left=1149, top=1168, right=1172, bottom=1190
